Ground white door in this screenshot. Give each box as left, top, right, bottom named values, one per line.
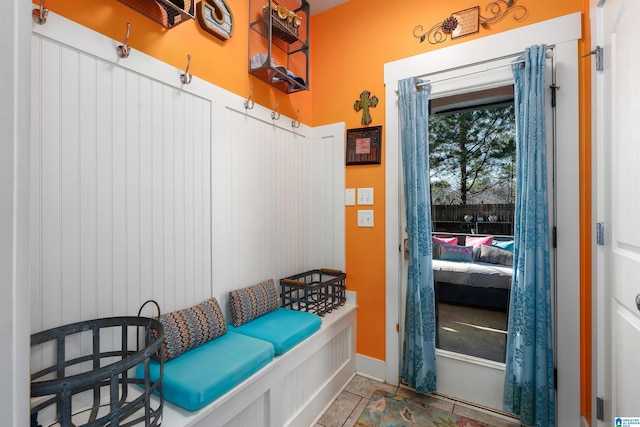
left=398, top=61, right=555, bottom=414
left=594, top=0, right=640, bottom=422
left=385, top=15, right=581, bottom=424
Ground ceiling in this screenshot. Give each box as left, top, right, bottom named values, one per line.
left=307, top=0, right=349, bottom=15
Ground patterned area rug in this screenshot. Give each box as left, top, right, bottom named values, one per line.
left=355, top=390, right=489, bottom=427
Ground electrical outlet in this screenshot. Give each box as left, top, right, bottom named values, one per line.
left=357, top=210, right=374, bottom=227
left=357, top=188, right=374, bottom=205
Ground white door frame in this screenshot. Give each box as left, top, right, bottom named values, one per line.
left=384, top=12, right=582, bottom=425
left=591, top=2, right=609, bottom=425
left=591, top=0, right=640, bottom=423
left=0, top=0, right=31, bottom=425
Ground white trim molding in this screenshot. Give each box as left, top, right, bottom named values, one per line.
left=384, top=12, right=582, bottom=425
left=356, top=354, right=387, bottom=382
left=0, top=0, right=31, bottom=425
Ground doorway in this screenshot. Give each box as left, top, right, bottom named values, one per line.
left=429, top=87, right=516, bottom=364
left=397, top=60, right=557, bottom=411
left=383, top=13, right=581, bottom=424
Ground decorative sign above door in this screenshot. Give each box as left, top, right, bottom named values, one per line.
left=197, top=0, right=234, bottom=40
left=414, top=0, right=527, bottom=45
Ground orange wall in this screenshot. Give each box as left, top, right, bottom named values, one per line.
left=41, top=0, right=312, bottom=124
left=311, top=0, right=583, bottom=361
left=37, top=0, right=592, bottom=419
left=311, top=0, right=591, bottom=421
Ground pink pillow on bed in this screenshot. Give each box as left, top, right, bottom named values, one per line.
left=465, top=235, right=494, bottom=247
left=432, top=236, right=458, bottom=245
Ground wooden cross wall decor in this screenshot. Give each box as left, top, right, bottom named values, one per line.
left=354, top=90, right=378, bottom=125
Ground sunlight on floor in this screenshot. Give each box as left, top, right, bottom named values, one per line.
left=454, top=321, right=508, bottom=334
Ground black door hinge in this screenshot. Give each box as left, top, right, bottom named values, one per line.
left=596, top=222, right=605, bottom=246
left=597, top=397, right=604, bottom=421
left=550, top=84, right=560, bottom=108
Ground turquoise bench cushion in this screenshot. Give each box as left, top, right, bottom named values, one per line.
left=136, top=331, right=275, bottom=411
left=227, top=308, right=322, bottom=355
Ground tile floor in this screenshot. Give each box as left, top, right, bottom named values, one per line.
left=315, top=374, right=523, bottom=427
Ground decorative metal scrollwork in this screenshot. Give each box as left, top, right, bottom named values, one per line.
left=479, top=0, right=527, bottom=26
left=413, top=22, right=450, bottom=45
left=414, top=0, right=527, bottom=45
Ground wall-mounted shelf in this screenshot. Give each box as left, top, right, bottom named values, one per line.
left=249, top=0, right=309, bottom=94
left=118, top=0, right=195, bottom=29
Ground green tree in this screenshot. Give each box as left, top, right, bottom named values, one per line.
left=429, top=104, right=516, bottom=205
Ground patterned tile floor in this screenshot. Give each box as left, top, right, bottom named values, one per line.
left=314, top=374, right=523, bottom=427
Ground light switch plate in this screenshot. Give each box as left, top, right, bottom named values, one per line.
left=345, top=188, right=356, bottom=206
left=357, top=187, right=374, bottom=205
left=357, top=210, right=374, bottom=227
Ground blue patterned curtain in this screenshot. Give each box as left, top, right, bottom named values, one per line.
left=398, top=77, right=437, bottom=394
left=503, top=45, right=555, bottom=427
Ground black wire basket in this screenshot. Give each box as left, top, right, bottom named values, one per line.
left=30, top=315, right=163, bottom=427
left=280, top=268, right=347, bottom=316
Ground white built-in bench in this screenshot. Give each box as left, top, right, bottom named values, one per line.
left=154, top=303, right=356, bottom=427
left=148, top=301, right=356, bottom=427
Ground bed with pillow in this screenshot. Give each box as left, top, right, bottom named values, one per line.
left=432, top=234, right=514, bottom=311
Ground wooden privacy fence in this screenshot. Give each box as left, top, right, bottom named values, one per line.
left=432, top=203, right=514, bottom=223
left=432, top=203, right=514, bottom=236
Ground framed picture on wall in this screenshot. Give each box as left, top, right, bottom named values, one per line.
left=451, top=6, right=480, bottom=39
left=346, top=126, right=382, bottom=165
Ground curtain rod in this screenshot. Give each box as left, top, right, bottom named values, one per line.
left=407, top=47, right=554, bottom=90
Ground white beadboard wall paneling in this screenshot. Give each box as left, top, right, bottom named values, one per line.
left=78, top=65, right=105, bottom=366
left=31, top=11, right=344, bottom=369
left=282, top=326, right=353, bottom=424
left=78, top=53, right=98, bottom=328
left=211, top=102, right=345, bottom=319
left=31, top=26, right=213, bottom=351
left=125, top=69, right=141, bottom=317
left=304, top=131, right=344, bottom=272
left=225, top=109, right=307, bottom=291
left=60, top=46, right=80, bottom=329
left=222, top=395, right=270, bottom=427
left=95, top=58, right=115, bottom=320
left=304, top=138, right=331, bottom=270
left=38, top=37, right=62, bottom=334
left=138, top=75, right=153, bottom=313
left=111, top=65, right=127, bottom=318
left=310, top=123, right=346, bottom=273
left=29, top=34, right=43, bottom=371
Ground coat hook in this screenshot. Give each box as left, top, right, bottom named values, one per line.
left=244, top=86, right=255, bottom=110
left=291, top=109, right=300, bottom=128
left=180, top=54, right=192, bottom=84
left=117, top=23, right=132, bottom=59
left=32, top=0, right=49, bottom=25
left=271, top=99, right=280, bottom=121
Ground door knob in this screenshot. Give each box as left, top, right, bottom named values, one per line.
left=636, top=294, right=640, bottom=311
